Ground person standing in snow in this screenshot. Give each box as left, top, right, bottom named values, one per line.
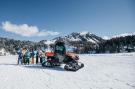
left=36, top=50, right=39, bottom=64
left=31, top=50, right=35, bottom=64
left=41, top=50, right=46, bottom=64
left=22, top=48, right=27, bottom=64
left=17, top=49, right=23, bottom=65
left=25, top=49, right=31, bottom=65
left=54, top=41, right=66, bottom=63
left=39, top=49, right=43, bottom=63
left=34, top=50, right=37, bottom=63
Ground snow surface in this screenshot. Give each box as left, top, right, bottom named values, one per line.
left=0, top=53, right=135, bottom=89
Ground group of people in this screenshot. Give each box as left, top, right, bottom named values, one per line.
left=17, top=41, right=67, bottom=65
left=17, top=48, right=46, bottom=65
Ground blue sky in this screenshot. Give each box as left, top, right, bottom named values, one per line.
left=0, top=0, right=135, bottom=41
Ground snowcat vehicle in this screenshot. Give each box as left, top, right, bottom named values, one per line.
left=42, top=41, right=84, bottom=71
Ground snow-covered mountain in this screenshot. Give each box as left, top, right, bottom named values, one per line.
left=0, top=32, right=135, bottom=54
left=102, top=36, right=110, bottom=40
left=103, top=33, right=135, bottom=40
left=53, top=32, right=104, bottom=44
left=112, top=33, right=135, bottom=38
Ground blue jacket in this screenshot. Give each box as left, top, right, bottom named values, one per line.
left=25, top=51, right=31, bottom=59
left=18, top=52, right=22, bottom=59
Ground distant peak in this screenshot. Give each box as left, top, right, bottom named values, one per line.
left=112, top=33, right=135, bottom=38
left=80, top=31, right=90, bottom=35
left=103, top=36, right=110, bottom=40
left=44, top=40, right=55, bottom=45
left=103, top=32, right=135, bottom=40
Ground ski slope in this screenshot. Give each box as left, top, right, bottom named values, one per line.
left=0, top=53, right=135, bottom=89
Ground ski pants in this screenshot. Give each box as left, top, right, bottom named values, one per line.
left=18, top=57, right=22, bottom=64
left=40, top=57, right=42, bottom=63
left=26, top=58, right=30, bottom=65
left=36, top=56, right=39, bottom=64
left=23, top=55, right=26, bottom=64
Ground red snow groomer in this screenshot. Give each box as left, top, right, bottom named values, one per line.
left=42, top=41, right=84, bottom=71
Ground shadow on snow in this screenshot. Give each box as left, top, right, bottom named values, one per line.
left=0, top=63, right=17, bottom=66
left=23, top=65, right=66, bottom=72
left=0, top=63, right=70, bottom=72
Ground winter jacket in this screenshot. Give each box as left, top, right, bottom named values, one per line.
left=18, top=52, right=22, bottom=59
left=22, top=49, right=27, bottom=56
left=25, top=51, right=31, bottom=59
left=34, top=51, right=39, bottom=57
left=31, top=51, right=35, bottom=57
left=41, top=52, right=46, bottom=58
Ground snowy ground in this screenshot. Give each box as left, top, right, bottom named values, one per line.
left=0, top=53, right=135, bottom=89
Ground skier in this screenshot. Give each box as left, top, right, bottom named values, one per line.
left=25, top=49, right=31, bottom=65
left=17, top=49, right=23, bottom=65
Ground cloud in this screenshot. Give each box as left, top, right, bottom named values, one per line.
left=37, top=31, right=59, bottom=36
left=1, top=21, right=59, bottom=37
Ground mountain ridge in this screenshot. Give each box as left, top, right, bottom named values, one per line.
left=0, top=32, right=135, bottom=54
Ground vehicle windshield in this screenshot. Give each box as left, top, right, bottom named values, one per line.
left=45, top=45, right=53, bottom=52
left=45, top=44, right=76, bottom=53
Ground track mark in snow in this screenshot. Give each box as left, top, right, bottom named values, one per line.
left=114, top=78, right=135, bottom=88
left=126, top=83, right=135, bottom=88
